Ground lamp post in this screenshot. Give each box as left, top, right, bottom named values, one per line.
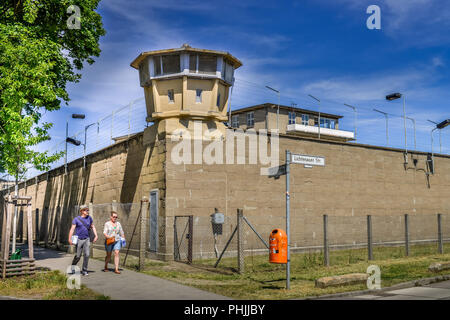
left=386, top=93, right=407, bottom=163
left=266, top=86, right=280, bottom=131
left=65, top=113, right=85, bottom=175
left=373, top=108, right=389, bottom=147
left=83, top=123, right=97, bottom=169
left=344, top=103, right=357, bottom=142
left=406, top=116, right=416, bottom=152
left=428, top=120, right=442, bottom=153
left=431, top=119, right=450, bottom=174
left=308, top=94, right=321, bottom=139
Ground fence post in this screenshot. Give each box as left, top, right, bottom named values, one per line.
left=367, top=215, right=373, bottom=261
left=438, top=213, right=444, bottom=254
left=139, top=197, right=149, bottom=271
left=404, top=214, right=409, bottom=257
left=237, top=209, right=244, bottom=274
left=323, top=214, right=329, bottom=266
left=188, top=215, right=193, bottom=264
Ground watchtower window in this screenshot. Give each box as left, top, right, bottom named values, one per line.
left=153, top=55, right=180, bottom=76
left=168, top=89, right=174, bottom=103
left=196, top=89, right=203, bottom=103
left=189, top=54, right=217, bottom=75
left=222, top=61, right=234, bottom=83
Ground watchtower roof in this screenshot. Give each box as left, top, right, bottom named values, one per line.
left=130, top=44, right=243, bottom=70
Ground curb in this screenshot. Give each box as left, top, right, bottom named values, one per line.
left=301, top=274, right=450, bottom=300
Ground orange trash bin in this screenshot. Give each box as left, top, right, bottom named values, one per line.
left=269, top=229, right=287, bottom=264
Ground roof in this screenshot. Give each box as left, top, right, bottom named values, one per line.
left=130, top=44, right=243, bottom=70
left=230, top=103, right=343, bottom=119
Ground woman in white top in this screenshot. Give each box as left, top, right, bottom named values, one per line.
left=103, top=211, right=125, bottom=274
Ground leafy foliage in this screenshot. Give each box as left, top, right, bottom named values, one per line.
left=0, top=0, right=105, bottom=180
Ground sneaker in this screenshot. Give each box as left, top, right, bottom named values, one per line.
left=82, top=271, right=88, bottom=276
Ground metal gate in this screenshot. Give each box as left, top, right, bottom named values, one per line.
left=174, top=215, right=193, bottom=264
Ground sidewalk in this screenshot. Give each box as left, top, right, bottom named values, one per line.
left=30, top=245, right=231, bottom=300
left=313, top=278, right=450, bottom=300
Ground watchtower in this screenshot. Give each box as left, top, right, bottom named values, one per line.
left=131, top=44, right=242, bottom=142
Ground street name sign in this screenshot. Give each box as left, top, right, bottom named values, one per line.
left=291, top=154, right=325, bottom=166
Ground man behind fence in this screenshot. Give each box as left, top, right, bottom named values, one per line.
left=68, top=205, right=98, bottom=276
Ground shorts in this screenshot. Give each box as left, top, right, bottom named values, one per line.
left=105, top=240, right=121, bottom=252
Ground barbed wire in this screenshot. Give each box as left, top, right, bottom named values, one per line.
left=1, top=80, right=448, bottom=184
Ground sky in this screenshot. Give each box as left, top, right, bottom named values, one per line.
left=34, top=0, right=450, bottom=177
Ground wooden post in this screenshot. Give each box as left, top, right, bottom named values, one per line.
left=438, top=213, right=444, bottom=254
left=323, top=214, right=329, bottom=266
left=3, top=197, right=13, bottom=278
left=27, top=202, right=33, bottom=259
left=1, top=200, right=7, bottom=260
left=237, top=209, right=244, bottom=274
left=139, top=197, right=149, bottom=271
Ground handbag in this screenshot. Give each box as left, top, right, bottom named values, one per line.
left=76, top=216, right=95, bottom=242
left=106, top=236, right=115, bottom=245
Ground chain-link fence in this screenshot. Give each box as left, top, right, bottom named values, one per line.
left=199, top=211, right=450, bottom=272
left=8, top=198, right=450, bottom=272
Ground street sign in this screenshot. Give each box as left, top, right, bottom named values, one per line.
left=291, top=154, right=325, bottom=166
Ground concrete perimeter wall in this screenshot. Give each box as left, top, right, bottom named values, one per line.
left=0, top=133, right=167, bottom=259
left=2, top=128, right=450, bottom=261
left=165, top=132, right=450, bottom=259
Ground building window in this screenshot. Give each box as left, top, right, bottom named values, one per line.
left=232, top=115, right=239, bottom=128
left=316, top=118, right=336, bottom=129
left=216, top=93, right=221, bottom=107
left=154, top=55, right=180, bottom=76
left=288, top=112, right=296, bottom=125
left=301, top=114, right=309, bottom=126
left=196, top=89, right=202, bottom=103
left=168, top=89, right=174, bottom=103
left=247, top=112, right=254, bottom=127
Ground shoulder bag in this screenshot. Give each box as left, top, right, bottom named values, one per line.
left=77, top=216, right=95, bottom=242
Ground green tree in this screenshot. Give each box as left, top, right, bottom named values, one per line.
left=0, top=0, right=105, bottom=182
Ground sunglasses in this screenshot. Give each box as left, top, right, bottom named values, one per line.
left=112, top=216, right=118, bottom=219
